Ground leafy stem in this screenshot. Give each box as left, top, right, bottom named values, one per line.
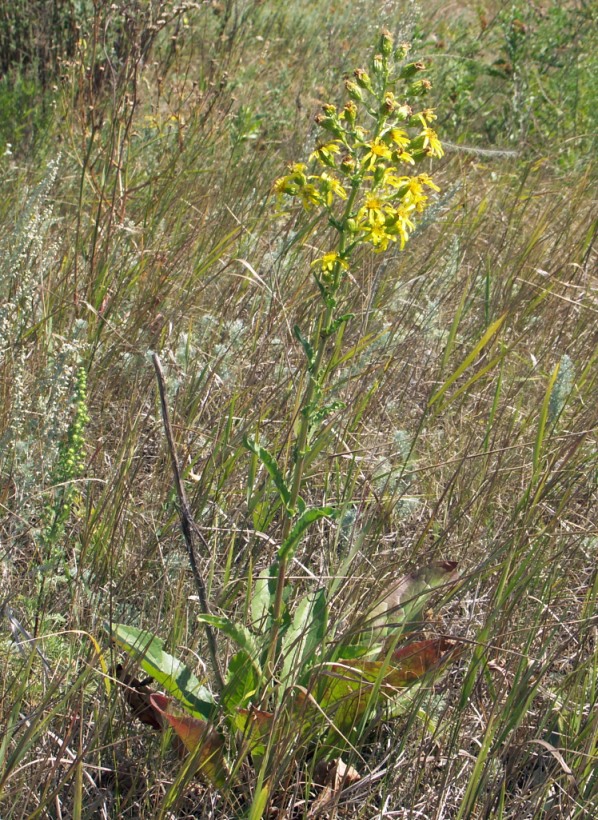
left=265, top=30, right=443, bottom=683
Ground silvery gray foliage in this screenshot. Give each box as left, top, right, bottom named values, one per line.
left=548, top=353, right=574, bottom=426
left=0, top=158, right=89, bottom=533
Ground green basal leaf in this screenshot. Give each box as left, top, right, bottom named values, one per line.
left=278, top=506, right=336, bottom=561
left=108, top=623, right=216, bottom=720
left=232, top=705, right=274, bottom=758
left=222, top=650, right=260, bottom=711
left=315, top=638, right=459, bottom=744
left=280, top=588, right=327, bottom=687
left=250, top=571, right=273, bottom=631
left=334, top=643, right=380, bottom=662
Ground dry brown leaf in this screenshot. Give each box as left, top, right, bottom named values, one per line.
left=309, top=757, right=361, bottom=817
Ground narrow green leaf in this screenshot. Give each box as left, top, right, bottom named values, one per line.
left=108, top=623, right=216, bottom=720
left=429, top=313, right=507, bottom=407
left=243, top=436, right=291, bottom=510
left=249, top=783, right=270, bottom=820
left=322, top=312, right=355, bottom=338
left=293, top=325, right=315, bottom=370
left=278, top=506, right=336, bottom=561
left=246, top=447, right=258, bottom=507
left=438, top=347, right=508, bottom=411
left=440, top=260, right=468, bottom=373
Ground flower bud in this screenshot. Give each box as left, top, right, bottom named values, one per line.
left=372, top=53, right=384, bottom=75
left=340, top=155, right=356, bottom=175
left=399, top=61, right=426, bottom=80
left=344, top=80, right=364, bottom=102
left=343, top=100, right=357, bottom=126
left=380, top=28, right=393, bottom=57
left=407, top=78, right=432, bottom=97
left=354, top=68, right=373, bottom=93
left=373, top=164, right=385, bottom=186
left=315, top=113, right=343, bottom=138
left=381, top=92, right=397, bottom=115
left=394, top=42, right=411, bottom=61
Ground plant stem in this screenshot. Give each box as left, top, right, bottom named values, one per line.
left=266, top=184, right=360, bottom=678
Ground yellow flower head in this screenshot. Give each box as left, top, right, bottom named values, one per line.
left=273, top=175, right=296, bottom=196
left=420, top=108, right=437, bottom=123
left=389, top=128, right=410, bottom=148
left=363, top=138, right=392, bottom=170
left=365, top=223, right=394, bottom=251
left=298, top=184, right=323, bottom=210
left=311, top=252, right=349, bottom=273
left=310, top=141, right=341, bottom=167
left=417, top=173, right=441, bottom=192
left=395, top=150, right=415, bottom=165
left=357, top=193, right=386, bottom=226
left=420, top=127, right=444, bottom=158
left=318, top=172, right=348, bottom=206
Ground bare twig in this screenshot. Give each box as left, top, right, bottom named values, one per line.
left=152, top=353, right=224, bottom=694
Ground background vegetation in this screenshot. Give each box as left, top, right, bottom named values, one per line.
left=0, top=1, right=596, bottom=817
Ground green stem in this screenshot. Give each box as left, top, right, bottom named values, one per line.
left=266, top=183, right=361, bottom=679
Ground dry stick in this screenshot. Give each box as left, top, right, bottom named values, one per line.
left=152, top=353, right=225, bottom=694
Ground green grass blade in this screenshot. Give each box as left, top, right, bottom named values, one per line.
left=429, top=313, right=507, bottom=407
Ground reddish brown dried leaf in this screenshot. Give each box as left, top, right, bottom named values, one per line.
left=314, top=637, right=462, bottom=737
left=233, top=705, right=274, bottom=753
left=384, top=638, right=462, bottom=686
left=149, top=694, right=229, bottom=788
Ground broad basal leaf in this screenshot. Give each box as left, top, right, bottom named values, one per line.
left=222, top=650, right=260, bottom=712
left=369, top=562, right=459, bottom=633
left=250, top=570, right=273, bottom=629
left=232, top=705, right=274, bottom=756
left=384, top=638, right=463, bottom=685
left=108, top=623, right=216, bottom=720
left=315, top=637, right=461, bottom=739
left=280, top=588, right=327, bottom=687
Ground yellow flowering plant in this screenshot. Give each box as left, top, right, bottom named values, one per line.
left=262, top=30, right=444, bottom=662
left=108, top=33, right=454, bottom=807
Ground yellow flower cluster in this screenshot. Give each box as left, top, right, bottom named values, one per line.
left=273, top=31, right=443, bottom=276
